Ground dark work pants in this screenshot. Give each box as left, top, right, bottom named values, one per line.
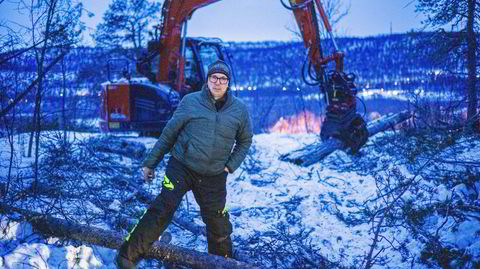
left=118, top=157, right=233, bottom=263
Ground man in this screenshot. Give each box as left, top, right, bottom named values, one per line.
left=116, top=59, right=253, bottom=269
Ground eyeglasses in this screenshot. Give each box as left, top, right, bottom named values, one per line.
left=208, top=75, right=229, bottom=85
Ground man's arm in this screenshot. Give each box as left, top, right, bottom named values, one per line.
left=142, top=98, right=190, bottom=170
left=225, top=109, right=253, bottom=173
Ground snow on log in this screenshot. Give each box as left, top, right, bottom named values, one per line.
left=280, top=110, right=412, bottom=166
left=0, top=204, right=259, bottom=269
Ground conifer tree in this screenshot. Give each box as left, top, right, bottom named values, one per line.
left=415, top=0, right=478, bottom=129
left=93, top=0, right=162, bottom=59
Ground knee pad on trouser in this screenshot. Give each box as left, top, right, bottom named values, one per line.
left=204, top=209, right=233, bottom=258
left=119, top=193, right=179, bottom=262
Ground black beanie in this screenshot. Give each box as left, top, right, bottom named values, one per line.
left=207, top=59, right=230, bottom=80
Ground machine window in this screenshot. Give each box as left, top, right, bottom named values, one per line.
left=184, top=46, right=200, bottom=84
left=197, top=44, right=221, bottom=78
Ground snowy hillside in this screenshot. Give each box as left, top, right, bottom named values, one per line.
left=1, top=130, right=479, bottom=269
left=1, top=33, right=459, bottom=99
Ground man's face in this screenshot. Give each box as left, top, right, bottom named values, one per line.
left=207, top=73, right=228, bottom=100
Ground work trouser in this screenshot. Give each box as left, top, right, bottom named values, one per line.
left=118, top=157, right=233, bottom=263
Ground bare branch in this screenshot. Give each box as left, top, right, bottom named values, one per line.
left=0, top=49, right=68, bottom=118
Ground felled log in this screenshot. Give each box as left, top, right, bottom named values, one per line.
left=88, top=136, right=146, bottom=160
left=0, top=204, right=258, bottom=269
left=280, top=110, right=412, bottom=166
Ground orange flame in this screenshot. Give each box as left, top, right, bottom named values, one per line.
left=269, top=110, right=434, bottom=134
left=269, top=111, right=324, bottom=134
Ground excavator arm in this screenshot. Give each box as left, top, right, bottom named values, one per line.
left=288, top=0, right=344, bottom=75
left=287, top=0, right=368, bottom=152
left=147, top=0, right=343, bottom=86
left=153, top=0, right=222, bottom=87
left=138, top=0, right=368, bottom=152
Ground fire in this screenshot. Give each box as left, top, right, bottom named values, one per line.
left=269, top=111, right=324, bottom=134
left=268, top=110, right=430, bottom=134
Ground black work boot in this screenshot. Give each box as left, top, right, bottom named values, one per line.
left=115, top=252, right=136, bottom=269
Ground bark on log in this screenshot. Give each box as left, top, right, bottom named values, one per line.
left=0, top=204, right=259, bottom=269
left=280, top=110, right=412, bottom=166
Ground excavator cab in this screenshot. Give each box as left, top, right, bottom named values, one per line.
left=184, top=38, right=229, bottom=93
left=137, top=37, right=229, bottom=96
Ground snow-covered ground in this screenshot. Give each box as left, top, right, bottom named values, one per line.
left=0, top=130, right=479, bottom=269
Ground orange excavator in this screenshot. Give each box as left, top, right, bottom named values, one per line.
left=99, top=0, right=368, bottom=152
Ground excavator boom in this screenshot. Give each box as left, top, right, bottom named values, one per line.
left=155, top=0, right=221, bottom=85
left=149, top=0, right=344, bottom=87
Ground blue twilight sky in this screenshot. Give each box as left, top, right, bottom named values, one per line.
left=1, top=0, right=425, bottom=44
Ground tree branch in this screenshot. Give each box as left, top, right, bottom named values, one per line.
left=0, top=49, right=68, bottom=118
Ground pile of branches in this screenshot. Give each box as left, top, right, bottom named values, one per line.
left=345, top=128, right=480, bottom=269
left=236, top=222, right=346, bottom=269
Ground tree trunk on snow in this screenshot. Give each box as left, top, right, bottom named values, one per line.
left=280, top=110, right=412, bottom=166
left=466, top=0, right=478, bottom=129
left=89, top=136, right=147, bottom=160
left=0, top=204, right=259, bottom=269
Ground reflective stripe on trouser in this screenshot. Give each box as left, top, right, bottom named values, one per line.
left=117, top=157, right=233, bottom=261
left=124, top=209, right=147, bottom=242
left=118, top=160, right=186, bottom=262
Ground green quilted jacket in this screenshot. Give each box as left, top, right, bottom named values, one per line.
left=143, top=84, right=253, bottom=176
